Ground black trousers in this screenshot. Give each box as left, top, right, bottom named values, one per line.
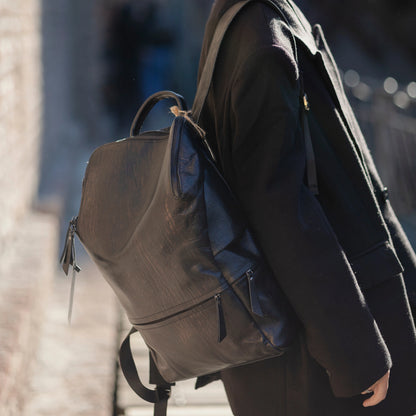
left=220, top=277, right=416, bottom=416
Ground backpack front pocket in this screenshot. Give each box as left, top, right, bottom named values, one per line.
left=132, top=267, right=285, bottom=383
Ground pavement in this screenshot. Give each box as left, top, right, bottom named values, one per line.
left=23, top=252, right=119, bottom=416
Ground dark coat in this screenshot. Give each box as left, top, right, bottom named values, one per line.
left=196, top=0, right=416, bottom=414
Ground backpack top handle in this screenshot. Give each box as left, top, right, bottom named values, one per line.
left=130, top=90, right=187, bottom=137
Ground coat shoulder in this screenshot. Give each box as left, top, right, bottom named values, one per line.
left=202, top=1, right=299, bottom=78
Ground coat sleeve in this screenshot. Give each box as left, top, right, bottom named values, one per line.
left=332, top=73, right=416, bottom=311
left=381, top=200, right=416, bottom=312
left=227, top=45, right=391, bottom=397
left=366, top=157, right=416, bottom=310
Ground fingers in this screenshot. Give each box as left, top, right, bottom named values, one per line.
left=362, top=371, right=390, bottom=407
left=362, top=387, right=386, bottom=407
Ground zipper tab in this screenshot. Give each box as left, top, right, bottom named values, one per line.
left=247, top=269, right=263, bottom=317
left=60, top=217, right=81, bottom=274
left=215, top=294, right=226, bottom=343
left=67, top=266, right=78, bottom=324
left=60, top=216, right=81, bottom=324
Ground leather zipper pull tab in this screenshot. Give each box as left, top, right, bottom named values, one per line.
left=60, top=217, right=81, bottom=275
left=60, top=222, right=74, bottom=275
left=247, top=269, right=263, bottom=317
left=68, top=266, right=77, bottom=324
left=215, top=294, right=226, bottom=343
left=60, top=217, right=81, bottom=324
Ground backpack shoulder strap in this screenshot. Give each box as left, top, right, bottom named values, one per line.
left=192, top=0, right=319, bottom=195
left=192, top=0, right=299, bottom=121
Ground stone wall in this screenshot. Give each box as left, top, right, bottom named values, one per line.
left=0, top=0, right=42, bottom=251
left=0, top=2, right=59, bottom=414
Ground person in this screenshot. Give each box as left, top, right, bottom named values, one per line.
left=196, top=0, right=416, bottom=415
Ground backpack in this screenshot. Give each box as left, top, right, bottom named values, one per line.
left=60, top=1, right=317, bottom=415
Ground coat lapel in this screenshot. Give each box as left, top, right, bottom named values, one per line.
left=310, top=23, right=371, bottom=181
left=275, top=1, right=371, bottom=180
left=273, top=1, right=371, bottom=181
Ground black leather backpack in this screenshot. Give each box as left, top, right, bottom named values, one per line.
left=60, top=1, right=318, bottom=415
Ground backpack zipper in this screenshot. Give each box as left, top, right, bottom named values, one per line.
left=133, top=266, right=260, bottom=344
left=215, top=293, right=226, bottom=343
left=246, top=268, right=263, bottom=317
left=60, top=217, right=80, bottom=274
left=134, top=290, right=227, bottom=344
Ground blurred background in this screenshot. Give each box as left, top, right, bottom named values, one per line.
left=0, top=0, right=415, bottom=415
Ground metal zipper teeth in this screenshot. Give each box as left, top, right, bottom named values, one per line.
left=134, top=267, right=255, bottom=327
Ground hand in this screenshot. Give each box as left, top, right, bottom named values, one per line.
left=361, top=370, right=390, bottom=407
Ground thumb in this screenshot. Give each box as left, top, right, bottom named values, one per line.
left=362, top=371, right=390, bottom=407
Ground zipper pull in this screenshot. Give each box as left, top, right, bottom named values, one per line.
left=247, top=269, right=263, bottom=317
left=60, top=217, right=81, bottom=324
left=215, top=294, right=226, bottom=343
left=67, top=264, right=78, bottom=324
left=60, top=217, right=81, bottom=275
